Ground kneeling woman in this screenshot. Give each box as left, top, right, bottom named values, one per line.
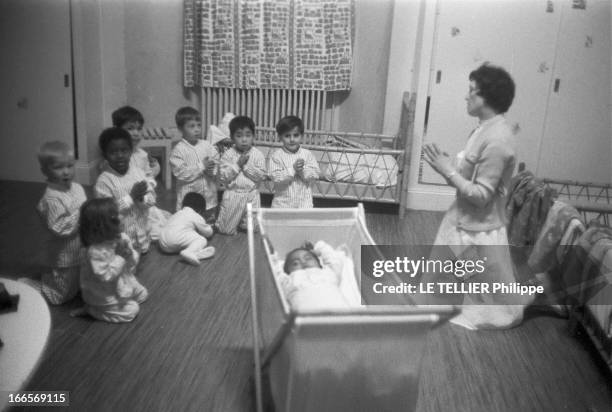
left=423, top=63, right=527, bottom=330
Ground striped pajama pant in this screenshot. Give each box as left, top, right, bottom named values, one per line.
left=41, top=266, right=80, bottom=305
left=216, top=189, right=260, bottom=235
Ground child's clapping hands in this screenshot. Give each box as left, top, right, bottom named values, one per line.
left=130, top=180, right=148, bottom=202
left=115, top=236, right=133, bottom=260
left=203, top=156, right=217, bottom=176
left=237, top=153, right=249, bottom=169
left=293, top=158, right=305, bottom=176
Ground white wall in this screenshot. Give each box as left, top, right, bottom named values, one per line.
left=71, top=0, right=128, bottom=183
left=73, top=0, right=194, bottom=183
left=335, top=0, right=394, bottom=133
left=124, top=0, right=198, bottom=128
left=0, top=0, right=74, bottom=183
left=382, top=0, right=423, bottom=136
left=100, top=0, right=127, bottom=128
left=72, top=0, right=104, bottom=165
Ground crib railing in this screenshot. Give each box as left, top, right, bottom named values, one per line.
left=255, top=127, right=398, bottom=148
left=542, top=179, right=612, bottom=225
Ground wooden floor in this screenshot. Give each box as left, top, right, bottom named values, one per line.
left=1, top=180, right=610, bottom=412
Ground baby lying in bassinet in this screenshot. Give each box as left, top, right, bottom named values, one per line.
left=277, top=241, right=361, bottom=311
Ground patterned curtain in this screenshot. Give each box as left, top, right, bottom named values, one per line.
left=184, top=0, right=354, bottom=91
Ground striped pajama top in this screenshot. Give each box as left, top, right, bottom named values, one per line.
left=170, top=139, right=219, bottom=211
left=94, top=164, right=151, bottom=246
left=36, top=181, right=87, bottom=268
left=268, top=146, right=320, bottom=208
left=218, top=147, right=266, bottom=192
left=98, top=147, right=160, bottom=187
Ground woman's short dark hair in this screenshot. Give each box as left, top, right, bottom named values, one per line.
left=469, top=63, right=515, bottom=114
left=79, top=198, right=121, bottom=247
left=98, top=127, right=133, bottom=154
left=276, top=115, right=304, bottom=136
left=229, top=116, right=255, bottom=137
left=182, top=192, right=206, bottom=215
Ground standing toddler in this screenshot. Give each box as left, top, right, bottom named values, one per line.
left=268, top=116, right=320, bottom=208
left=112, top=105, right=170, bottom=240
left=95, top=127, right=152, bottom=254
left=112, top=105, right=161, bottom=181
left=216, top=116, right=266, bottom=234
left=170, top=106, right=219, bottom=219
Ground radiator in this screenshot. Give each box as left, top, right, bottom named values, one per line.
left=201, top=88, right=335, bottom=131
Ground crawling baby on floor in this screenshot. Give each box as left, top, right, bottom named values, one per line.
left=278, top=241, right=360, bottom=311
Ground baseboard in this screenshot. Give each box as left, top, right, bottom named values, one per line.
left=75, top=160, right=99, bottom=186
left=406, top=184, right=455, bottom=211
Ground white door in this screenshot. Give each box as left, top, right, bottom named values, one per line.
left=0, top=0, right=73, bottom=183
left=421, top=0, right=561, bottom=185
left=536, top=0, right=611, bottom=183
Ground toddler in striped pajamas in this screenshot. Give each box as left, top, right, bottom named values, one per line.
left=170, top=106, right=219, bottom=220
left=95, top=127, right=153, bottom=254
left=79, top=198, right=148, bottom=323
left=112, top=106, right=170, bottom=240
left=268, top=116, right=320, bottom=208
left=24, top=141, right=87, bottom=304
left=216, top=116, right=266, bottom=234
left=112, top=105, right=161, bottom=181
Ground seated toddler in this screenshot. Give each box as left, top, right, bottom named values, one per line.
left=279, top=241, right=355, bottom=311
left=79, top=198, right=148, bottom=323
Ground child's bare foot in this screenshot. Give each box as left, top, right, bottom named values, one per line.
left=197, top=246, right=215, bottom=260
left=180, top=250, right=201, bottom=265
